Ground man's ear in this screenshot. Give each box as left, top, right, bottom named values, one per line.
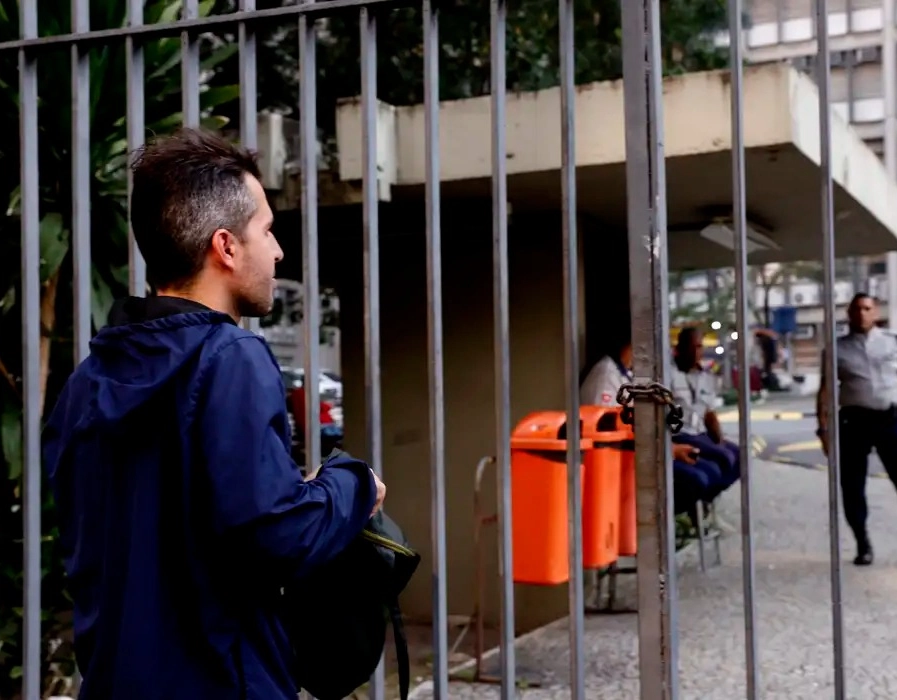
left=208, top=228, right=238, bottom=271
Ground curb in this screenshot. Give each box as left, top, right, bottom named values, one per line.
left=719, top=410, right=816, bottom=423
left=764, top=454, right=892, bottom=480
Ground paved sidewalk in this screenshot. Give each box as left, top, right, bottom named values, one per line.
left=411, top=459, right=897, bottom=700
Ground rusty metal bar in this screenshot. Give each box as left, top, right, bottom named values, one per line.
left=620, top=0, right=679, bottom=698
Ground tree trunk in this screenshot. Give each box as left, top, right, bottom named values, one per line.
left=39, top=270, right=60, bottom=417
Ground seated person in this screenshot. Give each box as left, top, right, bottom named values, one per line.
left=580, top=332, right=725, bottom=521
left=670, top=327, right=740, bottom=491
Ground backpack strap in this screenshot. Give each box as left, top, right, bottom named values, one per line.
left=388, top=600, right=411, bottom=700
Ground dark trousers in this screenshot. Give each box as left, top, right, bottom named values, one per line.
left=673, top=458, right=724, bottom=516
left=839, top=406, right=897, bottom=544
left=674, top=432, right=741, bottom=490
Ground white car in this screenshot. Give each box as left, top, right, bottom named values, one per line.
left=319, top=370, right=343, bottom=402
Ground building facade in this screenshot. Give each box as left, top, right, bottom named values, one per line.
left=738, top=0, right=897, bottom=350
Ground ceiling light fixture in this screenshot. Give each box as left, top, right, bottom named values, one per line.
left=699, top=218, right=781, bottom=255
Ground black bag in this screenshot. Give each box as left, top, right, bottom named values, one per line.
left=286, top=453, right=421, bottom=700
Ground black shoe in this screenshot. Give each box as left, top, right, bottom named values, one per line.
left=854, top=540, right=874, bottom=567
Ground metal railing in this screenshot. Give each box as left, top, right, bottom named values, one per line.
left=4, top=0, right=850, bottom=698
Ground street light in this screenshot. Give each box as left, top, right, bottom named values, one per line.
left=711, top=321, right=722, bottom=330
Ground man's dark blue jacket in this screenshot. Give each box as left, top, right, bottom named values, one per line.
left=42, top=296, right=377, bottom=700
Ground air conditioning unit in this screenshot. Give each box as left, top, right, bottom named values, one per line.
left=794, top=324, right=815, bottom=340
left=855, top=47, right=881, bottom=64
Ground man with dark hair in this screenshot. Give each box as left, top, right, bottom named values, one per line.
left=818, top=292, right=897, bottom=566
left=670, top=327, right=740, bottom=493
left=42, top=128, right=386, bottom=699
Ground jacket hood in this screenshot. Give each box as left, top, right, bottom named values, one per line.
left=84, top=296, right=237, bottom=425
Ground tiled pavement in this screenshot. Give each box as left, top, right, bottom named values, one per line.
left=410, top=459, right=897, bottom=699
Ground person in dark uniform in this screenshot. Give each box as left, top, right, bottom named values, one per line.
left=818, top=293, right=897, bottom=566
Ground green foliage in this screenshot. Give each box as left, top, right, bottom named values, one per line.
left=211, top=0, right=728, bottom=138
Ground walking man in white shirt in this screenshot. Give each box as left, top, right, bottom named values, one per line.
left=818, top=293, right=897, bottom=566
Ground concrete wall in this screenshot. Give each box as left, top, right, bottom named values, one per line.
left=330, top=205, right=626, bottom=631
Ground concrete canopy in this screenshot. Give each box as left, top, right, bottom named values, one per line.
left=335, top=63, right=897, bottom=269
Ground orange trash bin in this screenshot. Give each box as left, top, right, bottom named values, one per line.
left=510, top=411, right=588, bottom=585
left=618, top=416, right=637, bottom=557
left=579, top=406, right=625, bottom=569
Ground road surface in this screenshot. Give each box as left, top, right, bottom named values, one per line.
left=717, top=397, right=890, bottom=478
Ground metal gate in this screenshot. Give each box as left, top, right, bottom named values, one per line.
left=3, top=0, right=849, bottom=698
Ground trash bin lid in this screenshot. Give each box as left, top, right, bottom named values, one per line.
left=511, top=410, right=591, bottom=451
left=579, top=405, right=629, bottom=443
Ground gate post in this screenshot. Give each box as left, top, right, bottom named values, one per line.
left=19, top=1, right=42, bottom=697
left=620, top=2, right=679, bottom=699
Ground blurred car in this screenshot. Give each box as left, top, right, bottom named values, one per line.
left=280, top=366, right=344, bottom=469
left=281, top=367, right=342, bottom=404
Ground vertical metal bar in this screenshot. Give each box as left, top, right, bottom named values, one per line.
left=726, top=3, right=759, bottom=698
left=490, top=0, right=516, bottom=697
left=620, top=1, right=679, bottom=698
left=558, top=0, right=584, bottom=697
left=299, top=10, right=321, bottom=474
left=846, top=50, right=855, bottom=124
left=181, top=0, right=201, bottom=126
left=18, top=3, right=41, bottom=698
left=239, top=0, right=261, bottom=335
left=882, top=0, right=897, bottom=325
left=423, top=1, right=448, bottom=697
left=775, top=0, right=785, bottom=45
left=360, top=7, right=386, bottom=700
left=72, top=0, right=91, bottom=362
left=815, top=0, right=846, bottom=697
left=127, top=0, right=146, bottom=296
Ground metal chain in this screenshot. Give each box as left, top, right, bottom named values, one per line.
left=616, top=382, right=685, bottom=434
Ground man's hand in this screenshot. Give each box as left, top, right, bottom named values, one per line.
left=370, top=469, right=387, bottom=517
left=819, top=429, right=829, bottom=457
left=307, top=463, right=386, bottom=516
left=672, top=443, right=699, bottom=465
